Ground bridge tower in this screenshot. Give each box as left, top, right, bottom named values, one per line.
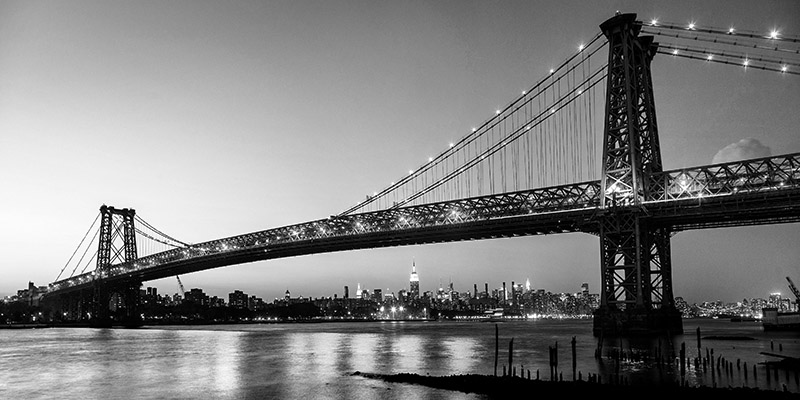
left=92, top=205, right=142, bottom=327
left=594, top=13, right=682, bottom=336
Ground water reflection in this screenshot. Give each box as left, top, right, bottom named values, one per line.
left=2, top=320, right=796, bottom=399
left=350, top=333, right=380, bottom=373
left=393, top=334, right=424, bottom=373
left=442, top=337, right=480, bottom=375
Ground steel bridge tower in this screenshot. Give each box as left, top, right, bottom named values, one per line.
left=92, top=205, right=142, bottom=327
left=593, top=13, right=682, bottom=335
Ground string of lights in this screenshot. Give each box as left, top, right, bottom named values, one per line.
left=340, top=33, right=608, bottom=215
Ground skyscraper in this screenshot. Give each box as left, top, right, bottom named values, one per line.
left=409, top=261, right=420, bottom=299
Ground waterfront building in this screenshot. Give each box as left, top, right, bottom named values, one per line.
left=229, top=290, right=248, bottom=309
left=185, top=288, right=209, bottom=306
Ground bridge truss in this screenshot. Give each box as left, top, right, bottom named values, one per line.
left=44, top=13, right=800, bottom=334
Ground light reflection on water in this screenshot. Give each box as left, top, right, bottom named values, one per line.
left=0, top=320, right=798, bottom=399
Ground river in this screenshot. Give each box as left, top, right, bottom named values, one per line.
left=1, top=319, right=798, bottom=399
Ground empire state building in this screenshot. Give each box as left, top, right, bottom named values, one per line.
left=409, top=262, right=420, bottom=299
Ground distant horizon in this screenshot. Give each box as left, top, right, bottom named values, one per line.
left=8, top=265, right=792, bottom=306
left=2, top=1, right=798, bottom=306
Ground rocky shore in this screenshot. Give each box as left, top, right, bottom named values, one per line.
left=353, top=371, right=800, bottom=399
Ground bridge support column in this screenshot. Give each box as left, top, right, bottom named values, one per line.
left=593, top=211, right=682, bottom=336
left=91, top=280, right=143, bottom=328
left=594, top=13, right=681, bottom=336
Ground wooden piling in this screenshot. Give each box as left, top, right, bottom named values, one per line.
left=680, top=342, right=686, bottom=379
left=744, top=361, right=748, bottom=382
left=571, top=336, right=577, bottom=381
left=508, top=337, right=514, bottom=377
left=696, top=327, right=701, bottom=352
left=494, top=324, right=498, bottom=377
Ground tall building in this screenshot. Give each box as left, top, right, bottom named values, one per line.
left=581, top=282, right=589, bottom=298
left=229, top=290, right=248, bottom=309
left=185, top=288, right=209, bottom=306
left=344, top=285, right=349, bottom=299
left=409, top=261, right=420, bottom=299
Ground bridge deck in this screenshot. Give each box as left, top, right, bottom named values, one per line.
left=47, top=152, right=800, bottom=295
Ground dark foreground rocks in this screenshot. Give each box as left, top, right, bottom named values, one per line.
left=353, top=371, right=800, bottom=399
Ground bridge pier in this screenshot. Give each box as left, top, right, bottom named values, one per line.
left=593, top=13, right=682, bottom=336
left=92, top=280, right=143, bottom=328
left=593, top=307, right=683, bottom=337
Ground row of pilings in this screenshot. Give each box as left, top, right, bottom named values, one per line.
left=490, top=324, right=799, bottom=393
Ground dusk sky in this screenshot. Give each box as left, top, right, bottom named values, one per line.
left=1, top=0, right=799, bottom=304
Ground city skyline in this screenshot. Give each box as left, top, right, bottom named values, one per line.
left=2, top=1, right=800, bottom=304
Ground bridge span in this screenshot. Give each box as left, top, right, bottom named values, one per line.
left=42, top=13, right=800, bottom=335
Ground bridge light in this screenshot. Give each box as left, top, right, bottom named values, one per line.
left=649, top=19, right=658, bottom=26
left=549, top=68, right=554, bottom=74
left=521, top=90, right=526, bottom=95
left=781, top=65, right=788, bottom=73
left=728, top=27, right=735, bottom=34
left=769, top=30, right=779, bottom=39
left=578, top=43, right=585, bottom=51
left=408, top=170, right=414, bottom=175
left=688, top=22, right=696, bottom=30
left=472, top=127, right=477, bottom=132
left=495, top=109, right=501, bottom=114
left=672, top=49, right=678, bottom=55
left=706, top=54, right=713, bottom=61
left=428, top=157, right=433, bottom=162
left=449, top=142, right=455, bottom=148
left=743, top=59, right=750, bottom=67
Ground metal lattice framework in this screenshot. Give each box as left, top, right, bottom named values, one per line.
left=48, top=151, right=800, bottom=296
left=45, top=12, right=800, bottom=335
left=96, top=205, right=138, bottom=272
left=595, top=14, right=675, bottom=327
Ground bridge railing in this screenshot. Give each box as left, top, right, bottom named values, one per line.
left=649, top=152, right=800, bottom=202
left=49, top=181, right=601, bottom=293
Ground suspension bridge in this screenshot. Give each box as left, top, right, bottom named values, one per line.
left=41, top=13, right=800, bottom=335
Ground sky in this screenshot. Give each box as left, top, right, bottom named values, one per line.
left=1, top=0, right=799, bottom=304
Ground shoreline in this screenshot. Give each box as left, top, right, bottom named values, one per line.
left=354, top=372, right=800, bottom=399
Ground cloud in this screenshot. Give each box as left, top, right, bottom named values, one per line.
left=711, top=138, right=771, bottom=164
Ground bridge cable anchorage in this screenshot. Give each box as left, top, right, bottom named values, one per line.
left=339, top=33, right=609, bottom=215
left=55, top=212, right=100, bottom=282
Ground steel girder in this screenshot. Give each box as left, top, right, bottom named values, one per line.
left=598, top=211, right=673, bottom=311
left=649, top=152, right=800, bottom=202
left=48, top=182, right=601, bottom=293
left=47, top=150, right=800, bottom=298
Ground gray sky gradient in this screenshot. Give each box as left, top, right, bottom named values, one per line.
left=1, top=0, right=799, bottom=303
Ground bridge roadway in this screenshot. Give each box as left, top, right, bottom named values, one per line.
left=47, top=152, right=800, bottom=295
